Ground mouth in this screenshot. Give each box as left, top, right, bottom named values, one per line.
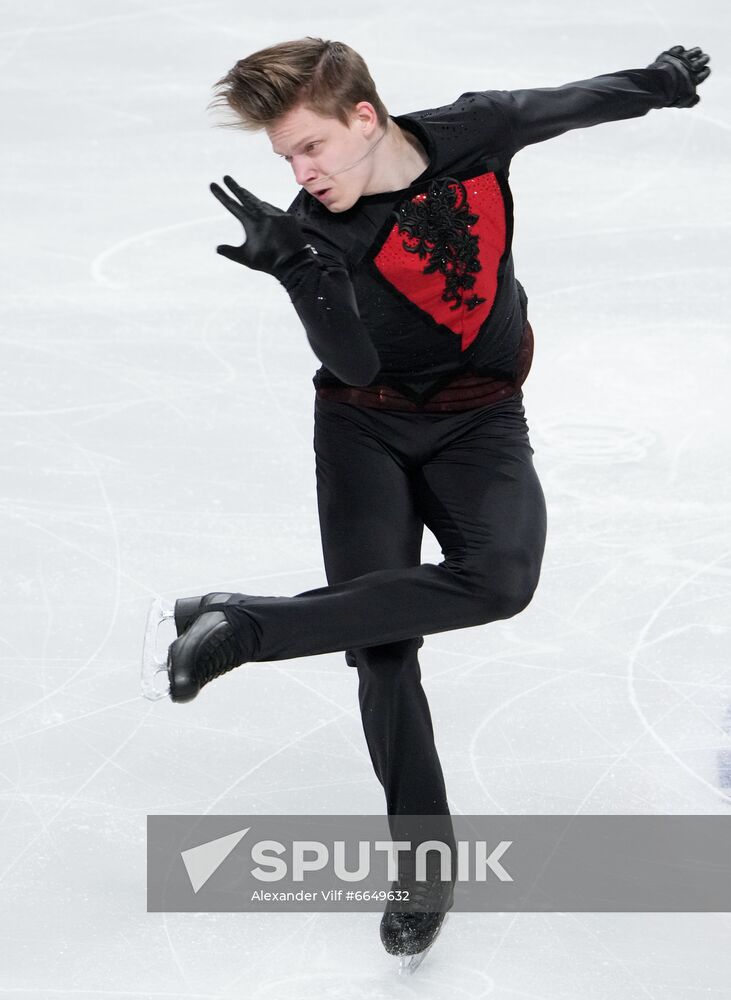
left=312, top=187, right=331, bottom=200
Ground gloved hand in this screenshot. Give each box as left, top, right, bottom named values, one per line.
left=648, top=44, right=711, bottom=107
left=210, top=175, right=311, bottom=279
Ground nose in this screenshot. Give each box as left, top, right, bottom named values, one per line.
left=292, top=157, right=319, bottom=189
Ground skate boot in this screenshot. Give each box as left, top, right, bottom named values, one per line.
left=173, top=592, right=235, bottom=636
left=380, top=853, right=455, bottom=975
left=167, top=604, right=249, bottom=702
left=141, top=594, right=251, bottom=702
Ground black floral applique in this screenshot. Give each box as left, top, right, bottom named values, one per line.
left=391, top=177, right=487, bottom=312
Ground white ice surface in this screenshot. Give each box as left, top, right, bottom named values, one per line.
left=1, top=0, right=731, bottom=996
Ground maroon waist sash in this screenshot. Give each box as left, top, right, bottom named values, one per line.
left=315, top=320, right=534, bottom=413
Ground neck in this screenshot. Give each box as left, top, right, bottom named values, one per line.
left=367, top=119, right=428, bottom=194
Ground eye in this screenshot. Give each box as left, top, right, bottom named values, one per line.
left=279, top=142, right=319, bottom=163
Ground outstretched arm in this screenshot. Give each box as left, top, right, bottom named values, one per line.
left=209, top=176, right=380, bottom=387
left=488, top=44, right=710, bottom=155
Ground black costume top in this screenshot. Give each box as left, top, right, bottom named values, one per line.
left=278, top=62, right=690, bottom=406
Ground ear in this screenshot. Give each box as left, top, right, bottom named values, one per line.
left=353, top=101, right=378, bottom=132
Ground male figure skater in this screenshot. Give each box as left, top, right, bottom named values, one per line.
left=143, top=39, right=710, bottom=968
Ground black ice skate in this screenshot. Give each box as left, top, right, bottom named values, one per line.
left=380, top=854, right=455, bottom=975
left=172, top=592, right=235, bottom=636
left=141, top=593, right=245, bottom=702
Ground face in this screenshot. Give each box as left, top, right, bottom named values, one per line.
left=266, top=102, right=381, bottom=213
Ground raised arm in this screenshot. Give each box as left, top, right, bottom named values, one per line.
left=486, top=44, right=710, bottom=155
left=209, top=176, right=380, bottom=386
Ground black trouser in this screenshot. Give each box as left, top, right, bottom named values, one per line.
left=219, top=391, right=547, bottom=835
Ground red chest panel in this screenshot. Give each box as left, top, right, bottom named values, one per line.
left=372, top=172, right=507, bottom=351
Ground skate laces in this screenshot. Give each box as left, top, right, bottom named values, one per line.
left=198, top=610, right=246, bottom=684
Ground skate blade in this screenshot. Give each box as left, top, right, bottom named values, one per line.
left=141, top=597, right=175, bottom=700
left=397, top=913, right=449, bottom=976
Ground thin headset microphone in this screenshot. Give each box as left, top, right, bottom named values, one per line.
left=309, top=126, right=389, bottom=186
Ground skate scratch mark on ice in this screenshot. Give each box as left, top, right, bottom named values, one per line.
left=0, top=337, right=192, bottom=423
left=38, top=544, right=55, bottom=725
left=531, top=265, right=722, bottom=303
left=0, top=735, right=44, bottom=847
left=0, top=3, right=206, bottom=40
left=254, top=285, right=311, bottom=448
left=0, top=422, right=123, bottom=728
left=483, top=711, right=705, bottom=980
left=73, top=383, right=189, bottom=429
left=479, top=912, right=527, bottom=979
left=540, top=603, right=629, bottom=660
left=572, top=704, right=700, bottom=812
left=69, top=728, right=183, bottom=818
left=221, top=914, right=322, bottom=993
left=200, top=712, right=357, bottom=814
left=52, top=92, right=152, bottom=126
left=0, top=398, right=164, bottom=419
left=666, top=429, right=695, bottom=487
left=468, top=673, right=568, bottom=812
left=569, top=564, right=620, bottom=620
left=0, top=697, right=145, bottom=748
left=90, top=215, right=224, bottom=289
left=9, top=434, right=124, bottom=468
left=583, top=102, right=692, bottom=221
left=0, top=991, right=221, bottom=997
left=378, top=53, right=498, bottom=76
left=527, top=220, right=731, bottom=245
left=503, top=602, right=730, bottom=805
left=566, top=585, right=731, bottom=627
left=465, top=642, right=702, bottom=807
left=565, top=909, right=657, bottom=998
left=258, top=776, right=376, bottom=798
left=167, top=6, right=273, bottom=37
left=690, top=111, right=731, bottom=134
left=535, top=595, right=730, bottom=679
left=162, top=906, right=194, bottom=991
left=641, top=0, right=671, bottom=33
left=557, top=623, right=730, bottom=817
left=0, top=619, right=29, bottom=661
left=0, top=508, right=162, bottom=628
left=0, top=0, right=52, bottom=70
left=626, top=548, right=731, bottom=805
left=435, top=646, right=555, bottom=684
left=274, top=667, right=370, bottom=762
left=649, top=555, right=731, bottom=581
left=195, top=293, right=242, bottom=389
left=0, top=703, right=154, bottom=887
left=275, top=654, right=357, bottom=716
left=639, top=621, right=728, bottom=656
left=0, top=336, right=166, bottom=399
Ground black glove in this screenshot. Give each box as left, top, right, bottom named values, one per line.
left=210, top=175, right=311, bottom=279
left=649, top=44, right=711, bottom=108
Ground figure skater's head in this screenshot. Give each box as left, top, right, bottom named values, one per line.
left=209, top=38, right=425, bottom=213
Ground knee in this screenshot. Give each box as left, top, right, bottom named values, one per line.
left=492, top=564, right=540, bottom=619
left=450, top=550, right=541, bottom=623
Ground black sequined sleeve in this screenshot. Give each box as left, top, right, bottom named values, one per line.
left=275, top=244, right=381, bottom=387
left=493, top=66, right=683, bottom=155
